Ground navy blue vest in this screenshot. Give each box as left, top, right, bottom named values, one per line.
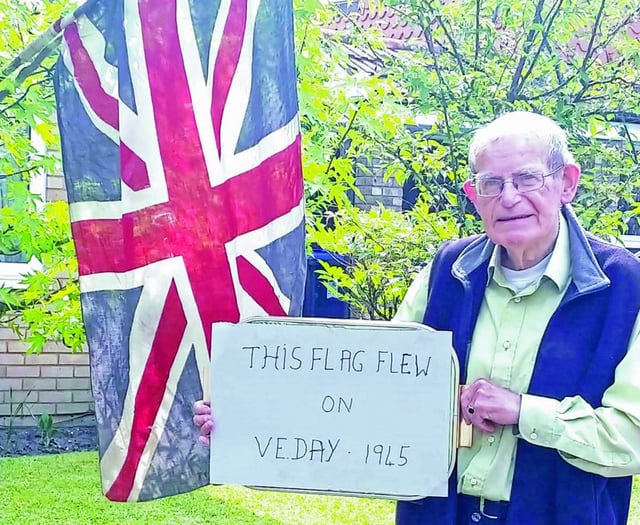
left=397, top=215, right=640, bottom=525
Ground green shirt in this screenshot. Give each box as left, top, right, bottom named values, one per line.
left=394, top=216, right=640, bottom=501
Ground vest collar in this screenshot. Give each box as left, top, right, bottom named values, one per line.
left=451, top=205, right=610, bottom=295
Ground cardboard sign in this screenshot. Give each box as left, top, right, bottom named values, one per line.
left=209, top=318, right=457, bottom=499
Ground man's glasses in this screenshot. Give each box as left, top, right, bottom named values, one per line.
left=471, top=165, right=564, bottom=197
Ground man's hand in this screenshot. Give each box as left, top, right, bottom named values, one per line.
left=459, top=379, right=522, bottom=433
left=193, top=400, right=214, bottom=446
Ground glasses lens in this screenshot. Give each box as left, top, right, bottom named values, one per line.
left=514, top=172, right=544, bottom=192
left=477, top=177, right=502, bottom=196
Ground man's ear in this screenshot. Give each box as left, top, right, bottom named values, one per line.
left=560, top=164, right=581, bottom=205
left=463, top=179, right=478, bottom=204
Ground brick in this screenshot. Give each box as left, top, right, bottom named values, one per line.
left=56, top=402, right=91, bottom=415
left=6, top=365, right=40, bottom=378
left=371, top=187, right=382, bottom=196
left=72, top=391, right=94, bottom=403
left=23, top=378, right=57, bottom=390
left=354, top=175, right=374, bottom=186
left=0, top=328, right=19, bottom=341
left=0, top=341, right=7, bottom=353
left=46, top=189, right=68, bottom=202
left=30, top=403, right=57, bottom=416
left=41, top=342, right=69, bottom=353
left=24, top=353, right=58, bottom=365
left=59, top=353, right=90, bottom=366
left=0, top=377, right=22, bottom=391
left=47, top=176, right=66, bottom=189
left=0, top=404, right=13, bottom=416
left=6, top=341, right=28, bottom=353
left=40, top=366, right=74, bottom=378
left=74, top=366, right=91, bottom=378
left=0, top=354, right=24, bottom=365
left=382, top=187, right=402, bottom=197
left=38, top=390, right=73, bottom=403
left=4, top=390, right=38, bottom=403
left=56, top=378, right=91, bottom=390
left=0, top=365, right=5, bottom=377
left=373, top=175, right=399, bottom=186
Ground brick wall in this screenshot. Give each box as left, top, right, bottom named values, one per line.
left=354, top=162, right=404, bottom=211
left=0, top=172, right=94, bottom=424
left=0, top=328, right=93, bottom=422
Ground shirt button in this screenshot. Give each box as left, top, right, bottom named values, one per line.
left=470, top=478, right=478, bottom=486
left=514, top=297, right=522, bottom=303
left=502, top=341, right=511, bottom=350
left=471, top=512, right=482, bottom=523
left=530, top=432, right=538, bottom=440
left=488, top=435, right=495, bottom=444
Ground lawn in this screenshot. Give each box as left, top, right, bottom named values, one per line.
left=1, top=452, right=639, bottom=524
left=0, top=452, right=394, bottom=525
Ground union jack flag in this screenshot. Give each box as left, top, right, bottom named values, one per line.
left=54, top=0, right=305, bottom=502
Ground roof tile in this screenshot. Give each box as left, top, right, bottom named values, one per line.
left=325, top=2, right=424, bottom=43
left=325, top=2, right=639, bottom=61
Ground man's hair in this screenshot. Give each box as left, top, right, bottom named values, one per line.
left=468, top=111, right=575, bottom=173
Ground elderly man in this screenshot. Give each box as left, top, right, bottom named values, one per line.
left=395, top=111, right=640, bottom=524
left=195, top=111, right=640, bottom=524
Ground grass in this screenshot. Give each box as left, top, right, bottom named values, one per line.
left=0, top=452, right=395, bottom=525
left=1, top=452, right=639, bottom=524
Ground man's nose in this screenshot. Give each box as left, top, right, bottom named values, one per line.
left=499, top=180, right=522, bottom=205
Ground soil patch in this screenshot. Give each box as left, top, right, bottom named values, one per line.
left=0, top=421, right=98, bottom=458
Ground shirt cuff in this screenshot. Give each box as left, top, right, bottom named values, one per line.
left=518, top=393, right=561, bottom=446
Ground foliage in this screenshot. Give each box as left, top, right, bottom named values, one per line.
left=0, top=0, right=82, bottom=352
left=3, top=387, right=31, bottom=447
left=300, top=0, right=640, bottom=318
left=309, top=198, right=457, bottom=319
left=294, top=0, right=423, bottom=222
left=37, top=411, right=57, bottom=447
left=386, top=0, right=640, bottom=236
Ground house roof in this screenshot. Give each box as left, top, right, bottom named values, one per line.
left=325, top=2, right=424, bottom=48
left=325, top=2, right=640, bottom=59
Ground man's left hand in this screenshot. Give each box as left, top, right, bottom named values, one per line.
left=460, top=379, right=522, bottom=433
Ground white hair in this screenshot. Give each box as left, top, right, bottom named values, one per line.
left=468, top=111, right=575, bottom=173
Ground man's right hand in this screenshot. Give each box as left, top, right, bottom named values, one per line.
left=193, top=399, right=214, bottom=446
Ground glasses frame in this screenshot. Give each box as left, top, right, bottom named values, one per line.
left=470, top=165, right=565, bottom=198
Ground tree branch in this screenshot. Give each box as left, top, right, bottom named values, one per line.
left=577, top=0, right=607, bottom=86
left=515, top=0, right=564, bottom=98
left=324, top=103, right=361, bottom=177
left=474, top=0, right=481, bottom=65
left=506, top=0, right=546, bottom=102
left=0, top=76, right=48, bottom=115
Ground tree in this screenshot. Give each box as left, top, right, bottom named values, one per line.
left=0, top=0, right=82, bottom=352
left=305, top=0, right=640, bottom=319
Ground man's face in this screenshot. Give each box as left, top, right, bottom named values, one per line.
left=464, top=134, right=580, bottom=268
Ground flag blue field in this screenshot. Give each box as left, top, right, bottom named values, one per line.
left=54, top=0, right=305, bottom=501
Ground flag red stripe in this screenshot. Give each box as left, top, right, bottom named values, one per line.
left=237, top=256, right=287, bottom=315
left=121, top=143, right=151, bottom=191
left=211, top=0, right=247, bottom=156
left=105, top=280, right=187, bottom=501
left=64, top=24, right=118, bottom=130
